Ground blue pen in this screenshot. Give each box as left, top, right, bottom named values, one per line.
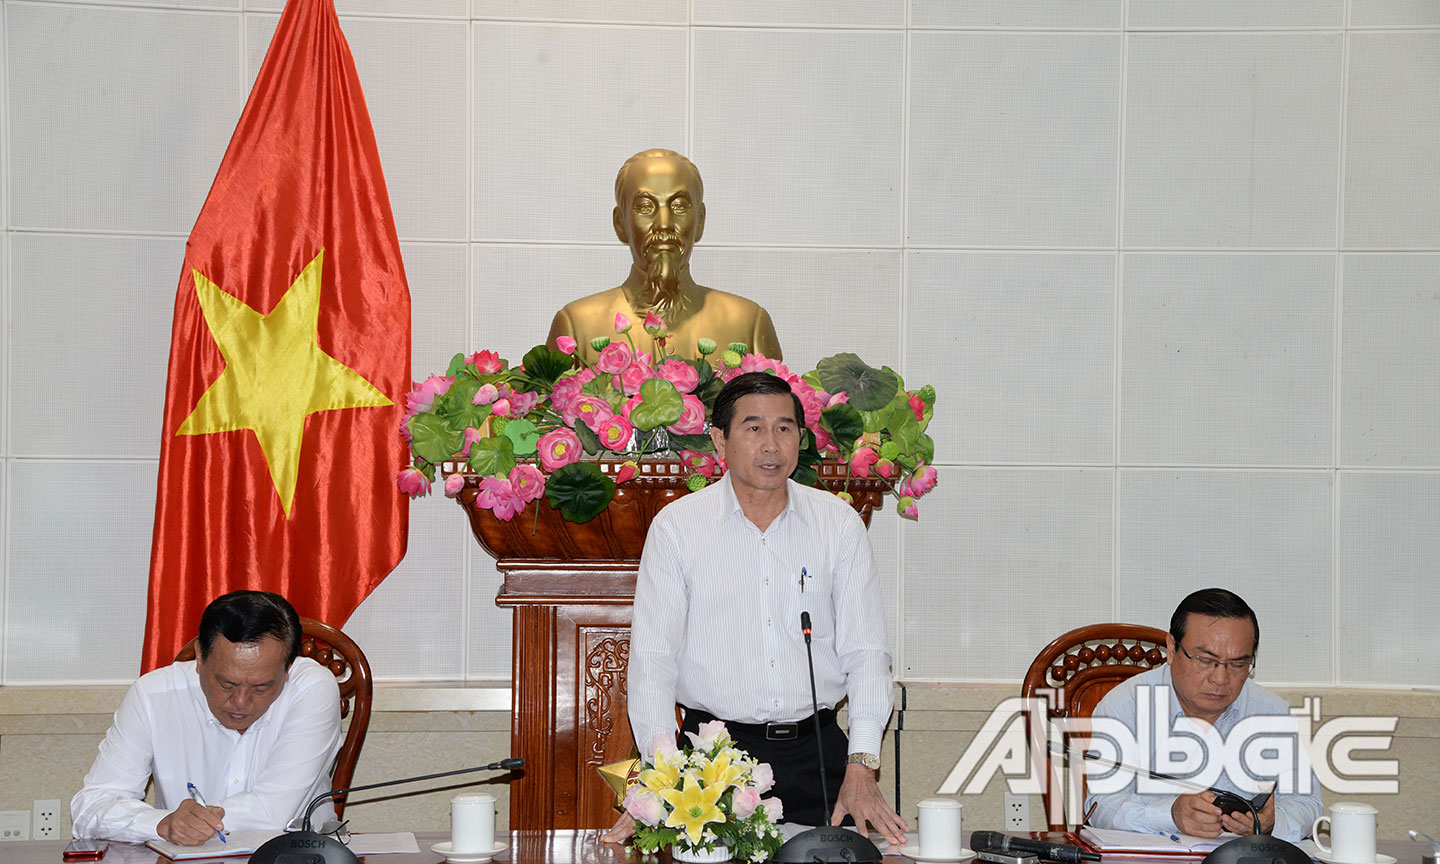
left=1169, top=835, right=1182, bottom=843
left=186, top=783, right=226, bottom=844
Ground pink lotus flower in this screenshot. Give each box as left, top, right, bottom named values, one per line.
left=656, top=359, right=700, bottom=394
left=795, top=382, right=826, bottom=428
left=537, top=428, right=583, bottom=473
left=563, top=395, right=613, bottom=432
left=443, top=473, right=465, bottom=497
left=615, top=460, right=639, bottom=484
left=491, top=397, right=511, bottom=418
left=397, top=467, right=430, bottom=498
left=472, top=383, right=499, bottom=406
left=405, top=374, right=453, bottom=415
left=467, top=350, right=503, bottom=374
left=740, top=353, right=789, bottom=378
left=850, top=447, right=879, bottom=478
left=897, top=495, right=919, bottom=519
left=668, top=394, right=706, bottom=435
left=732, top=785, right=761, bottom=819
left=827, top=391, right=849, bottom=407
left=679, top=449, right=719, bottom=479
left=749, top=762, right=775, bottom=794
left=875, top=458, right=896, bottom=480
left=896, top=478, right=914, bottom=499
left=761, top=797, right=783, bottom=822
left=909, top=463, right=939, bottom=496
left=555, top=336, right=577, bottom=355
left=620, top=355, right=656, bottom=396
left=508, top=390, right=540, bottom=417
left=477, top=476, right=525, bottom=521
left=509, top=464, right=546, bottom=502
left=614, top=313, right=632, bottom=334
left=643, top=311, right=666, bottom=336
left=595, top=342, right=633, bottom=375
left=909, top=391, right=926, bottom=421
left=813, top=426, right=836, bottom=456
left=684, top=719, right=728, bottom=751
left=623, top=787, right=666, bottom=828
left=550, top=376, right=586, bottom=414
left=462, top=426, right=484, bottom=457
left=598, top=415, right=635, bottom=452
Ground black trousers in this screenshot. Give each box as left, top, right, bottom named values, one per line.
left=681, top=707, right=851, bottom=827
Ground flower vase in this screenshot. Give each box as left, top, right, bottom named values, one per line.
left=671, top=844, right=732, bottom=863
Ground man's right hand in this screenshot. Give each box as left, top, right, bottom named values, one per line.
left=600, top=813, right=635, bottom=844
left=157, top=799, right=225, bottom=846
left=1172, top=791, right=1224, bottom=838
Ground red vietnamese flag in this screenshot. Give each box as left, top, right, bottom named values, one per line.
left=142, top=0, right=410, bottom=671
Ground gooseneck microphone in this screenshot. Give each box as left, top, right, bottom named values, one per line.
left=773, top=612, right=883, bottom=864
left=248, top=757, right=524, bottom=864
left=970, top=831, right=1100, bottom=864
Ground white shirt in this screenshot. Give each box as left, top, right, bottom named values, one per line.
left=71, top=657, right=342, bottom=843
left=628, top=474, right=894, bottom=760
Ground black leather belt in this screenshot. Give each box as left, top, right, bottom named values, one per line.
left=683, top=706, right=836, bottom=742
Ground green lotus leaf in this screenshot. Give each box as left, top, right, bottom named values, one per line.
left=501, top=418, right=540, bottom=456
left=445, top=352, right=469, bottom=378
left=819, top=403, right=865, bottom=458
left=545, top=461, right=617, bottom=523
left=408, top=413, right=463, bottom=463
left=630, top=378, right=683, bottom=431
left=520, top=344, right=575, bottom=387
left=791, top=464, right=820, bottom=487
left=666, top=433, right=713, bottom=453
left=443, top=376, right=481, bottom=413
left=467, top=436, right=515, bottom=477
left=814, top=353, right=900, bottom=412
left=574, top=418, right=602, bottom=456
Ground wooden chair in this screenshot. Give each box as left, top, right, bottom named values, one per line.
left=176, top=618, right=373, bottom=819
left=1021, top=623, right=1168, bottom=830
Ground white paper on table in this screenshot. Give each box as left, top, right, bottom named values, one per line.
left=346, top=832, right=421, bottom=854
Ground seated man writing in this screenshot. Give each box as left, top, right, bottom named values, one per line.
left=1083, top=588, right=1321, bottom=842
left=71, top=591, right=342, bottom=845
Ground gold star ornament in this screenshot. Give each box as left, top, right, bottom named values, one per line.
left=598, top=753, right=642, bottom=807
left=177, top=250, right=392, bottom=516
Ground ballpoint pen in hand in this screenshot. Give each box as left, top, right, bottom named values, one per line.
left=186, top=783, right=226, bottom=844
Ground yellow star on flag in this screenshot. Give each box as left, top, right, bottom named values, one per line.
left=177, top=249, right=392, bottom=516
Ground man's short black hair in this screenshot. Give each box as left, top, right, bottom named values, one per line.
left=1170, top=588, right=1259, bottom=655
left=197, top=590, right=303, bottom=667
left=711, top=372, right=806, bottom=438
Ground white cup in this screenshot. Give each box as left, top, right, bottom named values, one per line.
left=451, top=793, right=496, bottom=855
left=917, top=797, right=964, bottom=859
left=1312, top=802, right=1378, bottom=864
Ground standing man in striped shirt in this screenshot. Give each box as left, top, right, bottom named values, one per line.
left=605, top=372, right=908, bottom=846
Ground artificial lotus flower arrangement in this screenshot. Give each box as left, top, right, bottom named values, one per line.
left=398, top=312, right=938, bottom=524
left=624, top=722, right=784, bottom=862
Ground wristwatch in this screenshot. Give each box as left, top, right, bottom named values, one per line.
left=847, top=752, right=881, bottom=771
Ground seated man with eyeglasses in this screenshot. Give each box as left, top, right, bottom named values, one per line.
left=1082, top=588, right=1320, bottom=841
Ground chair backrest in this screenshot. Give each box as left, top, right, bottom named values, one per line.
left=175, top=617, right=373, bottom=819
left=1020, top=623, right=1167, bottom=831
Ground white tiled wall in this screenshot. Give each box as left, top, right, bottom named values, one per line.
left=3, top=1, right=1437, bottom=688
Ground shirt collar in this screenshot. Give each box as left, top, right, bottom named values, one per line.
left=714, top=473, right=800, bottom=529
left=1159, top=663, right=1242, bottom=726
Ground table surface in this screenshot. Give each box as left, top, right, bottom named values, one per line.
left=4, top=831, right=1429, bottom=864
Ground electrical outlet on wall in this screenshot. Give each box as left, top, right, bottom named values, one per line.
left=33, top=800, right=61, bottom=840
left=1003, top=790, right=1029, bottom=830
left=0, top=810, right=30, bottom=841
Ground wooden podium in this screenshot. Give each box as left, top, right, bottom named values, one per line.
left=455, top=460, right=884, bottom=830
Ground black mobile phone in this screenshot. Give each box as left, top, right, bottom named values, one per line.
left=63, top=839, right=109, bottom=861
left=1212, top=787, right=1274, bottom=817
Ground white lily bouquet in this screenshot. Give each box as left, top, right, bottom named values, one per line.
left=625, top=721, right=785, bottom=863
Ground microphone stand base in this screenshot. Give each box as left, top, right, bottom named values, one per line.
left=249, top=831, right=361, bottom=864
left=773, top=827, right=884, bottom=863
left=1201, top=834, right=1310, bottom=864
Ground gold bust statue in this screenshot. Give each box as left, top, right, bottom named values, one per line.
left=547, top=149, right=782, bottom=364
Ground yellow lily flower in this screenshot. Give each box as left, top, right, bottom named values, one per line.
left=696, top=751, right=745, bottom=791
left=658, top=775, right=726, bottom=845
left=638, top=756, right=683, bottom=796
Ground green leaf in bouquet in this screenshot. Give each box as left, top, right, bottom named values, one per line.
left=694, top=373, right=725, bottom=410
left=666, top=433, right=713, bottom=453
left=918, top=383, right=937, bottom=408
left=879, top=439, right=902, bottom=461
left=443, top=376, right=482, bottom=414
left=819, top=403, right=865, bottom=457
left=915, top=431, right=935, bottom=465
left=545, top=461, right=616, bottom=523
left=800, top=369, right=823, bottom=389
left=890, top=412, right=922, bottom=456
left=791, top=464, right=820, bottom=487
left=581, top=374, right=623, bottom=407
left=860, top=403, right=896, bottom=435
left=520, top=344, right=574, bottom=387
left=630, top=378, right=683, bottom=431
left=408, top=412, right=463, bottom=463
left=814, top=353, right=900, bottom=412
left=445, top=352, right=468, bottom=378
left=501, top=418, right=540, bottom=456
left=573, top=418, right=602, bottom=456
left=466, top=436, right=515, bottom=477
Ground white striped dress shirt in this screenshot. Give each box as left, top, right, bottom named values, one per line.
left=627, top=473, right=894, bottom=760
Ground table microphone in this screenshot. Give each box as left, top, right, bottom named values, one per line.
left=970, top=831, right=1099, bottom=863
left=773, top=612, right=883, bottom=864
left=249, top=757, right=524, bottom=864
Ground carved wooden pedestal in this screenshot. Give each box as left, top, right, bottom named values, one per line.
left=456, top=461, right=884, bottom=830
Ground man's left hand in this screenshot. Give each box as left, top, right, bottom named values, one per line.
left=831, top=762, right=909, bottom=847
left=1220, top=792, right=1274, bottom=835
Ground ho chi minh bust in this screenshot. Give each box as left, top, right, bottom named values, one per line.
left=546, top=149, right=782, bottom=364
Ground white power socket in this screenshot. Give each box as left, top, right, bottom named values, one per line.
left=0, top=810, right=30, bottom=841
left=33, top=800, right=61, bottom=840
left=1002, top=790, right=1029, bottom=830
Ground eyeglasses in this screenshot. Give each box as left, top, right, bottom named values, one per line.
left=1177, top=644, right=1254, bottom=676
